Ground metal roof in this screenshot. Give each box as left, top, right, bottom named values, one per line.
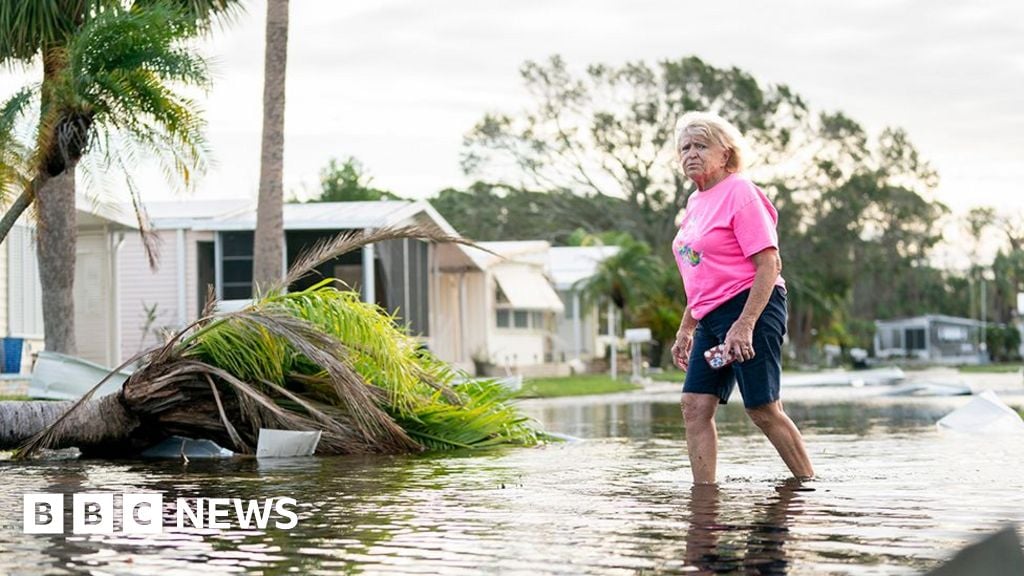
left=875, top=314, right=987, bottom=328
left=547, top=246, right=620, bottom=290
left=135, top=199, right=458, bottom=235
left=467, top=241, right=551, bottom=270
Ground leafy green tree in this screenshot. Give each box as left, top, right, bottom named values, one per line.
left=311, top=157, right=401, bottom=202
left=430, top=181, right=624, bottom=242
left=0, top=1, right=237, bottom=354
left=572, top=232, right=683, bottom=366
left=463, top=55, right=809, bottom=252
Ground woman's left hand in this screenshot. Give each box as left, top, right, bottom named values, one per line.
left=723, top=319, right=756, bottom=363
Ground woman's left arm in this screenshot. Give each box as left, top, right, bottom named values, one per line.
left=723, top=248, right=782, bottom=363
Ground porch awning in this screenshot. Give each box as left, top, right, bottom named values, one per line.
left=492, top=267, right=565, bottom=313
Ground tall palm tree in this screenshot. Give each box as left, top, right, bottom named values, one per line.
left=0, top=0, right=241, bottom=354
left=252, top=0, right=289, bottom=290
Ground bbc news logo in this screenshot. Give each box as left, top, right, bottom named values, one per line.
left=23, top=493, right=299, bottom=534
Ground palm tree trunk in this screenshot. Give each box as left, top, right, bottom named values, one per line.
left=252, top=0, right=290, bottom=290
left=0, top=394, right=138, bottom=451
left=36, top=170, right=78, bottom=355
left=0, top=178, right=45, bottom=245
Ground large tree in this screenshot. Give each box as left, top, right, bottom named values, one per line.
left=0, top=0, right=240, bottom=354
left=252, top=0, right=289, bottom=290
left=431, top=181, right=627, bottom=243
left=462, top=56, right=810, bottom=252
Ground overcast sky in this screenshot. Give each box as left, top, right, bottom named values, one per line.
left=2, top=0, right=1023, bottom=225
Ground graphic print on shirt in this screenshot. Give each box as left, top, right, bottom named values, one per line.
left=674, top=210, right=704, bottom=267
left=677, top=244, right=701, bottom=266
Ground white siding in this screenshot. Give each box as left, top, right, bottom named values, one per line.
left=433, top=273, right=461, bottom=364
left=119, top=230, right=180, bottom=359
left=465, top=272, right=488, bottom=364
left=0, top=227, right=6, bottom=336
left=490, top=332, right=547, bottom=367
left=6, top=224, right=44, bottom=338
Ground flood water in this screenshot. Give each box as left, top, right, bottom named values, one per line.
left=1, top=394, right=1023, bottom=575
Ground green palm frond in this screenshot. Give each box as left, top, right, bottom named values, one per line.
left=152, top=280, right=543, bottom=455
left=61, top=2, right=211, bottom=190
left=0, top=88, right=34, bottom=202
left=1, top=1, right=244, bottom=65
left=400, top=378, right=544, bottom=451
left=0, top=1, right=82, bottom=63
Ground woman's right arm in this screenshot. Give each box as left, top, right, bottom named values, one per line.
left=672, top=308, right=698, bottom=370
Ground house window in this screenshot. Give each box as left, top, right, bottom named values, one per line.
left=937, top=326, right=968, bottom=342
left=496, top=308, right=546, bottom=331
left=513, top=310, right=529, bottom=328
left=496, top=309, right=511, bottom=328
left=220, top=231, right=253, bottom=300
left=905, top=328, right=926, bottom=351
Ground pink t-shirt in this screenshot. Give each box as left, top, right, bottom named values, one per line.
left=672, top=173, right=785, bottom=320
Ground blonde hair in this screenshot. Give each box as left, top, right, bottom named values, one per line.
left=674, top=111, right=749, bottom=173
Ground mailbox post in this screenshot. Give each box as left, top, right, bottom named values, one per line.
left=625, top=328, right=652, bottom=383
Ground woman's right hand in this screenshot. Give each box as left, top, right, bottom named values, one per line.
left=672, top=331, right=694, bottom=371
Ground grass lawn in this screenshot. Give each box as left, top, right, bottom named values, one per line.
left=517, top=375, right=640, bottom=398
left=959, top=363, right=1022, bottom=374
left=0, top=395, right=29, bottom=401
left=650, top=369, right=687, bottom=382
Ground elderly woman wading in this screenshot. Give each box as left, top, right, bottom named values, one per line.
left=671, top=111, right=814, bottom=484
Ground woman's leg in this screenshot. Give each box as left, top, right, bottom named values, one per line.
left=682, top=392, right=722, bottom=484
left=746, top=400, right=814, bottom=479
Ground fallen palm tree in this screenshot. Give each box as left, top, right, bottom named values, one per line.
left=1, top=226, right=545, bottom=458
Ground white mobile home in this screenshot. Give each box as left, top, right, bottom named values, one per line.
left=436, top=241, right=565, bottom=375
left=118, top=199, right=476, bottom=365
left=874, top=315, right=985, bottom=364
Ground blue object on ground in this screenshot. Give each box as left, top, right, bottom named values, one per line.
left=1, top=338, right=23, bottom=374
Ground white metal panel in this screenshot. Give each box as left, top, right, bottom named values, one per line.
left=74, top=232, right=110, bottom=366
left=0, top=226, right=6, bottom=335
left=119, top=230, right=179, bottom=359
left=7, top=225, right=44, bottom=338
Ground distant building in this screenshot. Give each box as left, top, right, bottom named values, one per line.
left=443, top=241, right=565, bottom=375
left=873, top=315, right=986, bottom=364
left=435, top=241, right=619, bottom=376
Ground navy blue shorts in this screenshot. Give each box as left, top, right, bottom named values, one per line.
left=683, top=286, right=787, bottom=409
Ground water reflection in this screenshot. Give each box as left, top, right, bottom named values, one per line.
left=683, top=480, right=810, bottom=575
